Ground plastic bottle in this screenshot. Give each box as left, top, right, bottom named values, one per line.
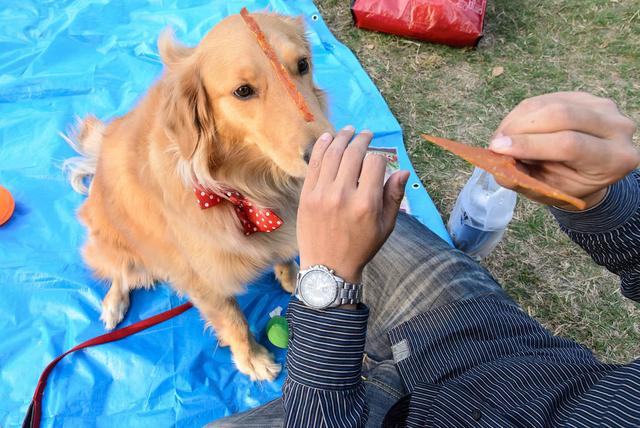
left=447, top=168, right=517, bottom=259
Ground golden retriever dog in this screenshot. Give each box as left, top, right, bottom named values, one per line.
left=64, top=11, right=332, bottom=380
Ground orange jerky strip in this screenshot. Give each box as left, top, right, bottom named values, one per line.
left=421, top=134, right=587, bottom=210
left=240, top=7, right=315, bottom=122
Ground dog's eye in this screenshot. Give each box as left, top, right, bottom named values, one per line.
left=297, top=58, right=309, bottom=75
left=233, top=85, right=255, bottom=99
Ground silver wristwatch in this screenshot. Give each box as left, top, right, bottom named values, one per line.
left=294, top=265, right=363, bottom=309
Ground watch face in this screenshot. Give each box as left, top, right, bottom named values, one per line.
left=299, top=269, right=338, bottom=309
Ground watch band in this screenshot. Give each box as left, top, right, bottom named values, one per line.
left=335, top=281, right=363, bottom=306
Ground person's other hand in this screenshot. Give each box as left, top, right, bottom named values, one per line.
left=297, top=126, right=410, bottom=283
left=489, top=92, right=639, bottom=210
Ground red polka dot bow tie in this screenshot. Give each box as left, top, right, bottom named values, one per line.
left=194, top=187, right=283, bottom=236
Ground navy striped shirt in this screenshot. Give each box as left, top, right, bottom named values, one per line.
left=283, top=171, right=640, bottom=427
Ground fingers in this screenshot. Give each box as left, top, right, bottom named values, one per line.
left=357, top=153, right=387, bottom=195
left=335, top=130, right=374, bottom=185
left=499, top=103, right=625, bottom=140
left=304, top=126, right=411, bottom=236
left=302, top=132, right=334, bottom=192
left=317, top=126, right=355, bottom=185
left=381, top=170, right=409, bottom=234
left=489, top=131, right=607, bottom=167
left=495, top=92, right=609, bottom=136
left=495, top=93, right=633, bottom=140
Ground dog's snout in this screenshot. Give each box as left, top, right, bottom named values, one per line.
left=303, top=145, right=314, bottom=164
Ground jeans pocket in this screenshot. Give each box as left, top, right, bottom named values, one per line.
left=362, top=356, right=406, bottom=399
left=363, top=359, right=406, bottom=428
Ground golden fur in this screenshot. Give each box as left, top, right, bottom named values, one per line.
left=64, top=13, right=332, bottom=380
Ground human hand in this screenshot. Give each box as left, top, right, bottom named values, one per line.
left=489, top=92, right=639, bottom=210
left=297, top=126, right=410, bottom=283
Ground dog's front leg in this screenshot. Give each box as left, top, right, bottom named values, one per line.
left=191, top=293, right=281, bottom=381
left=274, top=260, right=298, bottom=293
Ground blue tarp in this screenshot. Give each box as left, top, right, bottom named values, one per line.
left=0, top=1, right=450, bottom=426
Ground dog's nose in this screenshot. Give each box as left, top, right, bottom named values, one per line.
left=303, top=145, right=313, bottom=164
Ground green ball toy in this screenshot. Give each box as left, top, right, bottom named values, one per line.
left=266, top=316, right=289, bottom=349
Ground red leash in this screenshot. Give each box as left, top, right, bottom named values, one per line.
left=22, top=302, right=194, bottom=428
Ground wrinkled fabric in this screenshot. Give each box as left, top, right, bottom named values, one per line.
left=0, top=1, right=450, bottom=427
left=352, top=0, right=487, bottom=47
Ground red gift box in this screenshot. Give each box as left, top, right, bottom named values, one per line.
left=352, top=0, right=487, bottom=47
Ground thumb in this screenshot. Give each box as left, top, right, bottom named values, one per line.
left=489, top=133, right=587, bottom=163
left=488, top=135, right=521, bottom=156
left=382, top=170, right=410, bottom=234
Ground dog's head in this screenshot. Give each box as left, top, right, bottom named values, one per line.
left=160, top=12, right=332, bottom=192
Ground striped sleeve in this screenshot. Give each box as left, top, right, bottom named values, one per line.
left=564, top=361, right=640, bottom=426
left=282, top=299, right=369, bottom=428
left=550, top=170, right=640, bottom=302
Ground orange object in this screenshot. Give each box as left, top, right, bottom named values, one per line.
left=240, top=7, right=315, bottom=122
left=421, top=134, right=587, bottom=210
left=0, top=185, right=15, bottom=226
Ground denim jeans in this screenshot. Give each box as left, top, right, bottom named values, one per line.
left=207, top=213, right=510, bottom=427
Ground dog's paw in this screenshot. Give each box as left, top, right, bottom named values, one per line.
left=234, top=344, right=282, bottom=381
left=274, top=261, right=298, bottom=294
left=100, top=288, right=130, bottom=330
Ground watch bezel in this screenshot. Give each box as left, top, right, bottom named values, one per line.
left=298, top=267, right=339, bottom=309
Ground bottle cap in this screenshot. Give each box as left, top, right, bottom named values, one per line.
left=266, top=315, right=289, bottom=349
left=0, top=186, right=15, bottom=226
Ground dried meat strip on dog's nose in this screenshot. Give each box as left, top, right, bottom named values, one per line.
left=421, top=134, right=587, bottom=210
left=240, top=7, right=315, bottom=122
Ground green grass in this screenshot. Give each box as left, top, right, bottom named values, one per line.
left=316, top=0, right=640, bottom=363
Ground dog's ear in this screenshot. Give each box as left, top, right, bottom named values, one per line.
left=159, top=31, right=214, bottom=160
left=158, top=28, right=195, bottom=68
left=163, top=68, right=214, bottom=160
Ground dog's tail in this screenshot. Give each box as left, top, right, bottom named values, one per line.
left=61, top=115, right=105, bottom=195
